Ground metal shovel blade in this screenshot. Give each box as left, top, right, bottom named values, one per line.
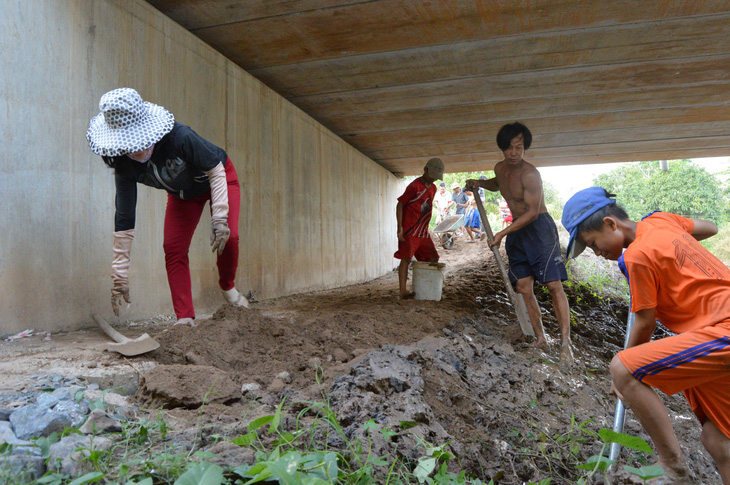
left=92, top=314, right=160, bottom=356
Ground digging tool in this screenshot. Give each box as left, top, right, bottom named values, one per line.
left=92, top=314, right=160, bottom=356
left=608, top=311, right=636, bottom=464
left=472, top=193, right=534, bottom=336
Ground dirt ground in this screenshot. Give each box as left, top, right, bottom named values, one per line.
left=0, top=235, right=721, bottom=483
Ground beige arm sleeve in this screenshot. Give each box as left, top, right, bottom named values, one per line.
left=111, top=229, right=134, bottom=287
left=204, top=162, right=229, bottom=224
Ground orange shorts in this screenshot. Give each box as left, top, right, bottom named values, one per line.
left=618, top=321, right=730, bottom=438
left=394, top=235, right=439, bottom=261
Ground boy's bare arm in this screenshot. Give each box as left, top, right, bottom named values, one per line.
left=396, top=202, right=405, bottom=240
left=690, top=219, right=718, bottom=241
left=626, top=307, right=657, bottom=348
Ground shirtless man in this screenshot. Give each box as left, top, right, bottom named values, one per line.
left=467, top=122, right=572, bottom=364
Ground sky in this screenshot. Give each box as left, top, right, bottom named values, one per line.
left=539, top=157, right=730, bottom=202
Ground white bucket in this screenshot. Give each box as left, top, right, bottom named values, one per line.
left=412, top=262, right=446, bottom=301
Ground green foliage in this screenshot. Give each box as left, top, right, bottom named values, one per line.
left=173, top=462, right=224, bottom=485
left=564, top=255, right=629, bottom=303
left=698, top=222, right=730, bottom=266
left=593, top=160, right=725, bottom=224
left=622, top=465, right=664, bottom=481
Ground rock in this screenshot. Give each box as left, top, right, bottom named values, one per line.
left=36, top=393, right=60, bottom=409
left=0, top=453, right=45, bottom=481
left=50, top=386, right=85, bottom=402
left=276, top=371, right=292, bottom=384
left=113, top=405, right=139, bottom=421
left=82, top=371, right=140, bottom=396
left=53, top=400, right=89, bottom=428
left=136, top=364, right=240, bottom=409
left=204, top=441, right=256, bottom=469
left=79, top=409, right=122, bottom=434
left=0, top=401, right=26, bottom=420
left=267, top=378, right=286, bottom=394
left=492, top=342, right=515, bottom=357
left=9, top=405, right=72, bottom=440
left=241, top=383, right=262, bottom=394
left=83, top=390, right=129, bottom=409
left=47, top=435, right=113, bottom=476
left=332, top=348, right=349, bottom=363
left=0, top=421, right=31, bottom=446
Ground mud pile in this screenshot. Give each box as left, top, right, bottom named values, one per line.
left=137, top=241, right=719, bottom=483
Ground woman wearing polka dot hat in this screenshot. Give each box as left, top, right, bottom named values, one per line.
left=87, top=87, right=249, bottom=327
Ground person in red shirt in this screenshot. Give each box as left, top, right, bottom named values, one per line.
left=563, top=187, right=729, bottom=484
left=395, top=158, right=444, bottom=299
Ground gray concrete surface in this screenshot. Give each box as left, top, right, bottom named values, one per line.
left=0, top=0, right=402, bottom=333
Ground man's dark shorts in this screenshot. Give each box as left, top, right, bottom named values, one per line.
left=505, top=212, right=567, bottom=284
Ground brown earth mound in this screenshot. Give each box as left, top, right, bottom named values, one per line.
left=135, top=239, right=719, bottom=483
left=136, top=364, right=240, bottom=409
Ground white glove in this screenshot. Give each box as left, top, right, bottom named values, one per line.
left=204, top=162, right=230, bottom=255
left=111, top=229, right=134, bottom=316
left=210, top=221, right=230, bottom=255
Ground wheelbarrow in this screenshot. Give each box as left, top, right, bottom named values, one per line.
left=433, top=214, right=464, bottom=249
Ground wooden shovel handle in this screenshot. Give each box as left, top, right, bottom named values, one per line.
left=92, top=314, right=129, bottom=344
left=473, top=194, right=516, bottom=297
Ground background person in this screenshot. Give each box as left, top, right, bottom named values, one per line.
left=433, top=182, right=451, bottom=225
left=463, top=189, right=484, bottom=243
left=395, top=158, right=444, bottom=299
left=86, top=88, right=249, bottom=327
left=451, top=183, right=468, bottom=235
left=499, top=197, right=513, bottom=229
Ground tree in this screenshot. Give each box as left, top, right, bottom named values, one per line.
left=593, top=160, right=725, bottom=224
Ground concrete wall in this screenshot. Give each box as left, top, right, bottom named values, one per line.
left=0, top=0, right=401, bottom=333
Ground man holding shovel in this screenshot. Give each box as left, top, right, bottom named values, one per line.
left=467, top=122, right=572, bottom=364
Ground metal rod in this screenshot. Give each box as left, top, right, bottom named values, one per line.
left=608, top=310, right=635, bottom=463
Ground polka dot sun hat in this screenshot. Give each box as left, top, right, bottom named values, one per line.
left=86, top=88, right=174, bottom=157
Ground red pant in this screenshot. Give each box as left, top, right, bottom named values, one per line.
left=163, top=160, right=240, bottom=319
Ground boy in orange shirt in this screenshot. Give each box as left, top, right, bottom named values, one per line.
left=562, top=187, right=729, bottom=484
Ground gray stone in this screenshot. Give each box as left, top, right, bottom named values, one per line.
left=113, top=405, right=139, bottom=421
left=50, top=386, right=86, bottom=402
left=0, top=454, right=45, bottom=481
left=79, top=409, right=122, bottom=434
left=36, top=393, right=60, bottom=409
left=83, top=390, right=130, bottom=409
left=53, top=400, right=89, bottom=428
left=9, top=405, right=72, bottom=440
left=0, top=421, right=31, bottom=446
left=241, top=383, right=262, bottom=394
left=82, top=371, right=140, bottom=396
left=276, top=371, right=292, bottom=384
left=47, top=434, right=113, bottom=476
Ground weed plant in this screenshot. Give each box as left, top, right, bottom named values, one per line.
left=0, top=393, right=663, bottom=485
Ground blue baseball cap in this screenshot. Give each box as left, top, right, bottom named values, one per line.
left=561, top=187, right=616, bottom=259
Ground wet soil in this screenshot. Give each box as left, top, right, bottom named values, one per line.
left=0, top=236, right=720, bottom=483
